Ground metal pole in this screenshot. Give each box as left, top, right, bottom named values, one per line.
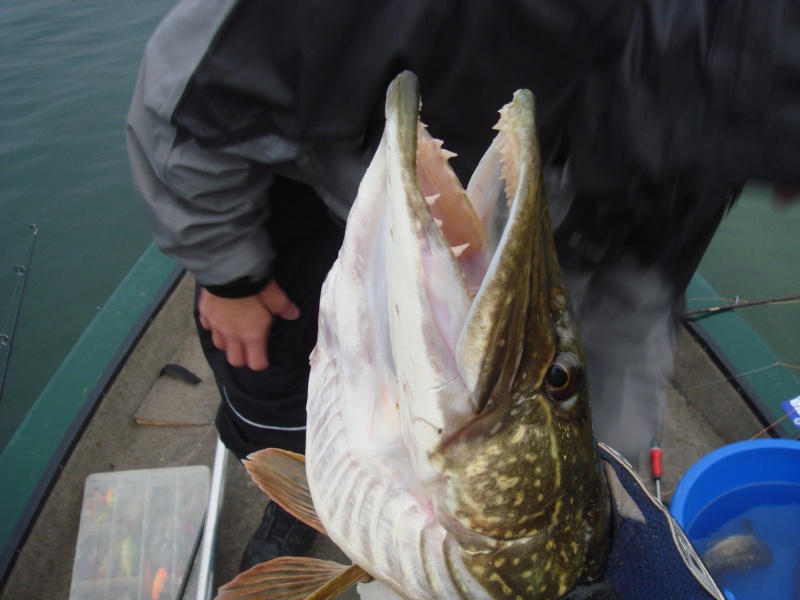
left=0, top=224, right=38, bottom=404
left=196, top=436, right=229, bottom=600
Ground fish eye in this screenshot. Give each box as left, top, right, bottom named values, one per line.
left=544, top=352, right=583, bottom=402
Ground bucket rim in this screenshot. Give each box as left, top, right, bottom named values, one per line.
left=670, top=439, right=800, bottom=523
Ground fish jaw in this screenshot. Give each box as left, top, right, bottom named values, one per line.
left=431, top=89, right=610, bottom=597
left=381, top=72, right=486, bottom=481
left=307, top=72, right=483, bottom=597
left=306, top=71, right=610, bottom=599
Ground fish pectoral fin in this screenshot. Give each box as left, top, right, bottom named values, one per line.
left=244, top=448, right=327, bottom=536
left=306, top=563, right=373, bottom=600
left=215, top=557, right=370, bottom=600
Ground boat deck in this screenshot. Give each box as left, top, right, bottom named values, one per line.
left=0, top=274, right=768, bottom=600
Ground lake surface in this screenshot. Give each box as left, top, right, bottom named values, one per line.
left=0, top=0, right=174, bottom=451
left=697, top=185, right=800, bottom=368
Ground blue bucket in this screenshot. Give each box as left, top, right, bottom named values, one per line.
left=670, top=439, right=800, bottom=600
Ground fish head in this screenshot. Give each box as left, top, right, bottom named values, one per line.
left=381, top=71, right=611, bottom=597
left=308, top=71, right=610, bottom=599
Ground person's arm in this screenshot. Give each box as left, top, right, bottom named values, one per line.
left=125, top=0, right=304, bottom=369
left=127, top=95, right=301, bottom=369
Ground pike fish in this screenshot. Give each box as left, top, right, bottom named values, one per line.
left=218, top=71, right=612, bottom=599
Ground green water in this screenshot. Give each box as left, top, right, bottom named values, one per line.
left=697, top=185, right=800, bottom=368
left=0, top=0, right=174, bottom=451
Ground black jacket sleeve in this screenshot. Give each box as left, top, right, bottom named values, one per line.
left=570, top=0, right=800, bottom=193
left=128, top=0, right=800, bottom=292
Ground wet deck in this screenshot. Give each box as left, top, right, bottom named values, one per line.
left=0, top=274, right=767, bottom=600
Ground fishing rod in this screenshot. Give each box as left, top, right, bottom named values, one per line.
left=0, top=224, right=38, bottom=405
left=683, top=294, right=800, bottom=318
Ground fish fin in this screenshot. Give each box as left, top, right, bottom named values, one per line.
left=215, top=557, right=370, bottom=600
left=244, top=448, right=327, bottom=536
left=306, top=563, right=372, bottom=600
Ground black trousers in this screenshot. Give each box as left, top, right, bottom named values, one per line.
left=194, top=177, right=345, bottom=460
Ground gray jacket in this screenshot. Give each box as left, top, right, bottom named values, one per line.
left=126, top=0, right=800, bottom=294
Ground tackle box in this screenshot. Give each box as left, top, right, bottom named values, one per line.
left=69, top=465, right=209, bottom=600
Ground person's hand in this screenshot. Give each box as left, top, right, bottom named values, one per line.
left=198, top=280, right=300, bottom=370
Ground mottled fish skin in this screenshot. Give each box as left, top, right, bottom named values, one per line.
left=306, top=71, right=610, bottom=599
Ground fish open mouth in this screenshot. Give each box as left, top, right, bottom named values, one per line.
left=413, top=119, right=495, bottom=298
left=384, top=72, right=563, bottom=416
left=410, top=94, right=540, bottom=305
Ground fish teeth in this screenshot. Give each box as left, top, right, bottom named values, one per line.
left=492, top=106, right=519, bottom=205
left=450, top=243, right=470, bottom=258
left=433, top=138, right=458, bottom=160
left=433, top=218, right=444, bottom=228
left=425, top=193, right=441, bottom=206
left=493, top=105, right=510, bottom=132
